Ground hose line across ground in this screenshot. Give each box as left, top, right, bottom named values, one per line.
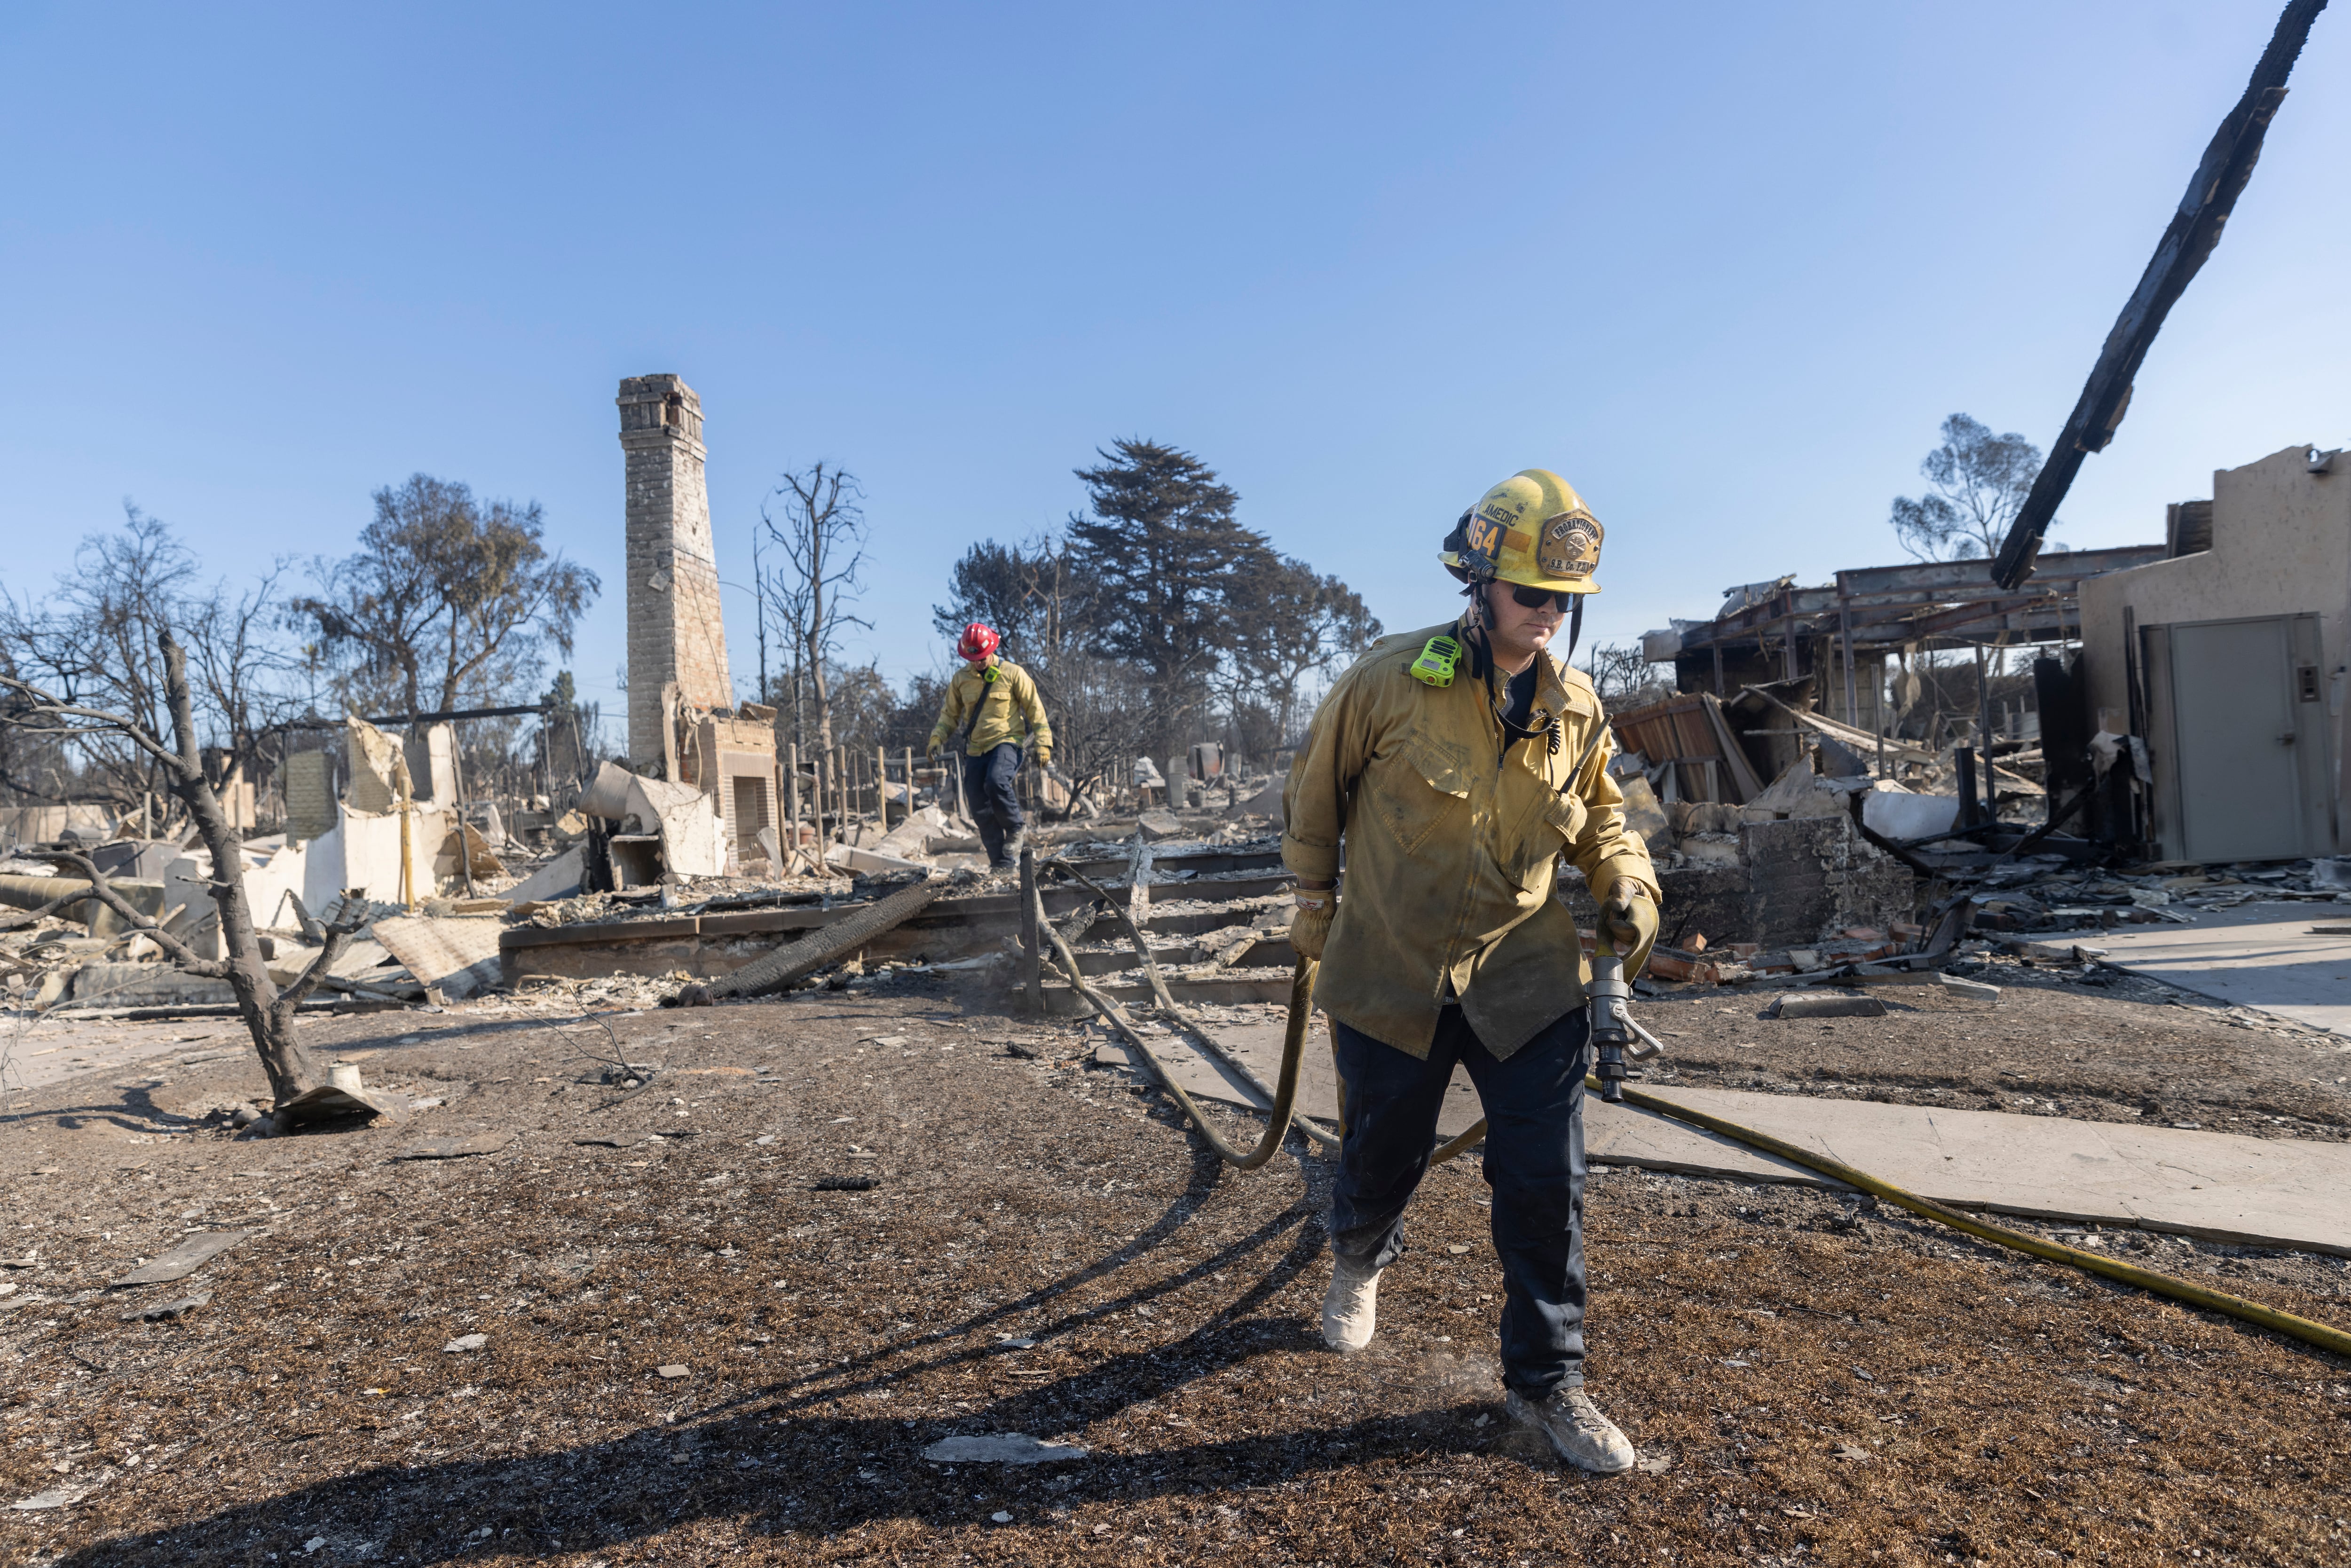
left=1056, top=906, right=2349, bottom=1356
left=1610, top=1079, right=2351, bottom=1362
left=1047, top=859, right=1340, bottom=1150
left=1027, top=873, right=1318, bottom=1171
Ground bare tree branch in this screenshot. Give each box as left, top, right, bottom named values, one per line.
left=43, top=850, right=229, bottom=979
left=273, top=914, right=364, bottom=1009
left=0, top=676, right=194, bottom=777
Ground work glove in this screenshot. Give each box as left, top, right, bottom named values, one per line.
left=1598, top=877, right=1660, bottom=963
left=926, top=742, right=943, bottom=763
left=1033, top=746, right=1052, bottom=769
left=1290, top=884, right=1336, bottom=961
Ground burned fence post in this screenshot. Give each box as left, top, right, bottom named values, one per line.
left=1019, top=843, right=1043, bottom=1014
left=1954, top=747, right=1981, bottom=832
left=786, top=742, right=802, bottom=867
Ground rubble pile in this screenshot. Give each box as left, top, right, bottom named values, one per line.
left=1965, top=858, right=2351, bottom=934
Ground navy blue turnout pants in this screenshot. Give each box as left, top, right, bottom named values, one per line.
left=961, top=742, right=1025, bottom=865
left=1328, top=1005, right=1592, bottom=1395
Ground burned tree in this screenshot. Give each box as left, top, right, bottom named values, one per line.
left=1, top=507, right=309, bottom=829
left=0, top=630, right=362, bottom=1113
left=761, top=462, right=870, bottom=772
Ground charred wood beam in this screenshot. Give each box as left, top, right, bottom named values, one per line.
left=666, top=877, right=944, bottom=1006
left=1834, top=545, right=2164, bottom=599
left=1993, top=0, right=2329, bottom=589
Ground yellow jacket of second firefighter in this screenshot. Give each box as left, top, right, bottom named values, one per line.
left=1281, top=622, right=1660, bottom=1061
left=928, top=660, right=1054, bottom=760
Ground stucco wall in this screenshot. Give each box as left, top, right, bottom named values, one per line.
left=2078, top=443, right=2350, bottom=850
left=2080, top=444, right=2350, bottom=729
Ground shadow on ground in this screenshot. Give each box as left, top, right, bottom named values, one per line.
left=56, top=1134, right=1542, bottom=1564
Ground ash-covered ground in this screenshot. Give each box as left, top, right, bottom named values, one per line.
left=1, top=973, right=2346, bottom=1566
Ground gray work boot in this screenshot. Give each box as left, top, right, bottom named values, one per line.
left=1004, top=827, right=1029, bottom=860
left=1506, top=1386, right=1637, bottom=1475
left=1321, top=1253, right=1381, bottom=1353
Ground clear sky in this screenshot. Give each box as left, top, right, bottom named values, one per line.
left=3, top=2, right=2344, bottom=715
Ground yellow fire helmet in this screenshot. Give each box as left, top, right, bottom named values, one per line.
left=1438, top=468, right=1604, bottom=594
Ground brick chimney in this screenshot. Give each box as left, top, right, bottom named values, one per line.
left=617, top=374, right=733, bottom=773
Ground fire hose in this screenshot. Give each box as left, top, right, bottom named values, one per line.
left=1036, top=878, right=2351, bottom=1360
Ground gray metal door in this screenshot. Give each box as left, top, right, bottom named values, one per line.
left=2160, top=615, right=2329, bottom=863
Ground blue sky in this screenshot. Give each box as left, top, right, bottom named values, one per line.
left=3, top=2, right=2344, bottom=713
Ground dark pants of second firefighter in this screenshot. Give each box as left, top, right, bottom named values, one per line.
left=1328, top=1005, right=1591, bottom=1396
left=961, top=742, right=1025, bottom=865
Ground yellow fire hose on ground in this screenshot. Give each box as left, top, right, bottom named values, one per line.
left=1029, top=863, right=1330, bottom=1170
left=1031, top=865, right=2351, bottom=1360
left=1605, top=1075, right=2351, bottom=1359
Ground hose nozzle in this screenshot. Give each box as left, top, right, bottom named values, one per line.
left=1588, top=950, right=1636, bottom=1104
left=1587, top=939, right=1665, bottom=1105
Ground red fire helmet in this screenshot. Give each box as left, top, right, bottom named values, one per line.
left=956, top=622, right=1001, bottom=662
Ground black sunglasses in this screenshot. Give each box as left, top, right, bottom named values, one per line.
left=1506, top=584, right=1577, bottom=612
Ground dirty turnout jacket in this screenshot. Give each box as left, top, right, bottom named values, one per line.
left=927, top=659, right=1054, bottom=759
left=1281, top=622, right=1661, bottom=1060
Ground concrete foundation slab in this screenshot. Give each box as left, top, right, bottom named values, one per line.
left=1106, top=1018, right=2351, bottom=1255
left=2039, top=901, right=2351, bottom=1037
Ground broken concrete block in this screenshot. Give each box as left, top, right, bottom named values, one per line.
left=1679, top=803, right=1739, bottom=835
left=920, top=1434, right=1089, bottom=1465
left=2007, top=939, right=2109, bottom=964
left=1738, top=762, right=1854, bottom=824
left=391, top=1132, right=512, bottom=1160
left=1231, top=777, right=1285, bottom=827
left=1936, top=973, right=2001, bottom=1003
left=1136, top=809, right=1184, bottom=842
left=107, top=1229, right=260, bottom=1288
left=505, top=846, right=584, bottom=904
left=824, top=842, right=931, bottom=875
left=1861, top=786, right=1962, bottom=842
left=874, top=804, right=949, bottom=860
left=1767, top=992, right=1887, bottom=1019
left=1677, top=833, right=1741, bottom=867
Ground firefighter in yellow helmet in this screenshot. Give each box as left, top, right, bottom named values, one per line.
left=1282, top=469, right=1661, bottom=1474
